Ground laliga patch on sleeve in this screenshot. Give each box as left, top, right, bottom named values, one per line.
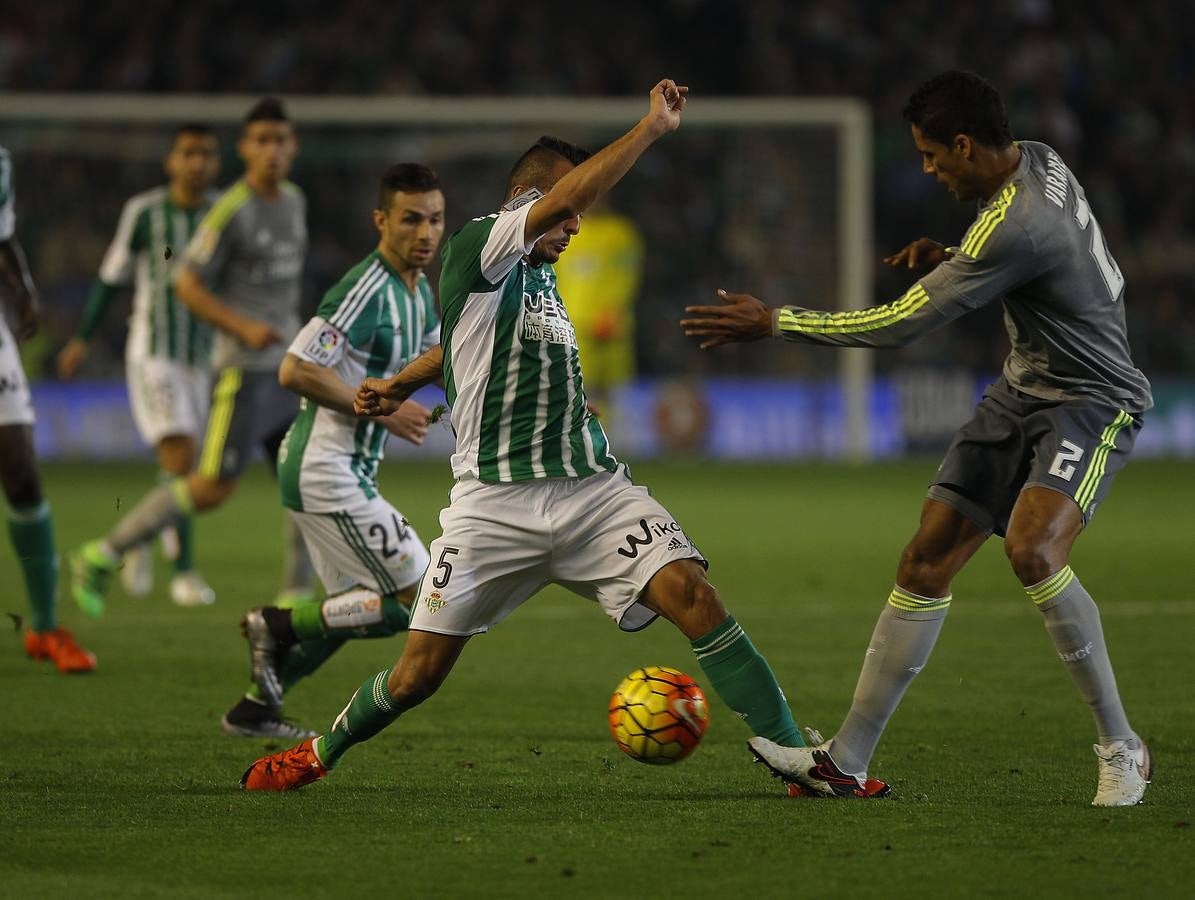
left=501, top=187, right=544, bottom=212
left=304, top=322, right=346, bottom=365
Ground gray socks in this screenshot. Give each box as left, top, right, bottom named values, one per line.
left=1027, top=566, right=1135, bottom=744
left=106, top=480, right=191, bottom=557
left=829, top=587, right=951, bottom=776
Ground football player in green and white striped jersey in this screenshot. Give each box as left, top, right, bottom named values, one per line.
left=58, top=124, right=220, bottom=607
left=221, top=163, right=442, bottom=738
left=242, top=81, right=830, bottom=795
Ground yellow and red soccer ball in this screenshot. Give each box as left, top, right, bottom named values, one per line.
left=608, top=665, right=709, bottom=764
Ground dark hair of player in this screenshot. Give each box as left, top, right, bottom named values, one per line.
left=243, top=97, right=290, bottom=128
left=506, top=135, right=593, bottom=195
left=902, top=71, right=1013, bottom=149
left=377, top=163, right=441, bottom=211
left=173, top=122, right=214, bottom=144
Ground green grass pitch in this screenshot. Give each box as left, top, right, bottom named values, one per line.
left=4, top=459, right=1193, bottom=898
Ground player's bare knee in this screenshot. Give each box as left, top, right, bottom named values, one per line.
left=897, top=539, right=949, bottom=597
left=653, top=561, right=725, bottom=638
left=1004, top=533, right=1062, bottom=586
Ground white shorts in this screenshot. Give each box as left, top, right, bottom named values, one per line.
left=289, top=494, right=430, bottom=597
left=126, top=353, right=210, bottom=446
left=411, top=464, right=706, bottom=637
left=0, top=317, right=34, bottom=427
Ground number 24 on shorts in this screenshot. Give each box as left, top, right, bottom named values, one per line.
left=432, top=547, right=460, bottom=588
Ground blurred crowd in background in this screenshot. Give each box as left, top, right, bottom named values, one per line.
left=2, top=0, right=1193, bottom=383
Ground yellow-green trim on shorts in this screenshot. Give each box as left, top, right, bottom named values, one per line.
left=199, top=367, right=242, bottom=479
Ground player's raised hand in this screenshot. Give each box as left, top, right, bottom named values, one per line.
left=382, top=399, right=431, bottom=445
left=644, top=79, right=689, bottom=136
left=681, top=288, right=774, bottom=350
left=883, top=237, right=947, bottom=271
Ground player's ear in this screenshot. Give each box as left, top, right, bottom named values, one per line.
left=954, top=134, right=973, bottom=160
left=373, top=208, right=386, bottom=234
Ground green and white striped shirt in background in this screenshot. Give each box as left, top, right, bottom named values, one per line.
left=79, top=187, right=214, bottom=366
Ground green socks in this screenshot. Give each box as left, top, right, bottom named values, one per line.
left=691, top=616, right=804, bottom=747
left=291, top=591, right=411, bottom=640
left=316, top=669, right=403, bottom=768
left=8, top=501, right=59, bottom=632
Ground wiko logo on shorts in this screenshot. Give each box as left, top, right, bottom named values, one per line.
left=617, top=519, right=684, bottom=559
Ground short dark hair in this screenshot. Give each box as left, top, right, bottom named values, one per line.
left=902, top=71, right=1012, bottom=149
left=506, top=135, right=592, bottom=195
left=244, top=97, right=290, bottom=128
left=172, top=122, right=214, bottom=144
left=378, top=163, right=441, bottom=211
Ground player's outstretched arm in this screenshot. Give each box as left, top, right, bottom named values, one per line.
left=0, top=237, right=39, bottom=341
left=523, top=79, right=687, bottom=242
left=355, top=344, right=444, bottom=417
left=682, top=281, right=959, bottom=351
left=176, top=266, right=281, bottom=350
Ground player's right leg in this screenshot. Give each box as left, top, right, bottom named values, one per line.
left=240, top=629, right=469, bottom=791
left=154, top=434, right=214, bottom=606
left=1, top=424, right=96, bottom=673
left=747, top=499, right=988, bottom=797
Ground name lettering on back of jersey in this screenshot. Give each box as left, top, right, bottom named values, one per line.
left=1045, top=151, right=1069, bottom=208
left=522, top=289, right=578, bottom=348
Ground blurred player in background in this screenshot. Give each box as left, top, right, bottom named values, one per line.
left=221, top=163, right=442, bottom=739
left=683, top=70, right=1153, bottom=806
left=0, top=146, right=95, bottom=673
left=57, top=124, right=220, bottom=607
left=239, top=81, right=865, bottom=796
left=72, top=98, right=314, bottom=616
left=552, top=201, right=644, bottom=430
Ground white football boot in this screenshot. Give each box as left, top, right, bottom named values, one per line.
left=170, top=571, right=216, bottom=607
left=748, top=731, right=891, bottom=798
left=1092, top=740, right=1152, bottom=806
left=120, top=543, right=153, bottom=598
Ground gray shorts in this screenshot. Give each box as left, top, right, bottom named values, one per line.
left=929, top=377, right=1142, bottom=536
left=197, top=367, right=299, bottom=481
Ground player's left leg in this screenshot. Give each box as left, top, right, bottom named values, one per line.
left=155, top=433, right=214, bottom=607
left=1007, top=400, right=1149, bottom=806
left=0, top=424, right=95, bottom=673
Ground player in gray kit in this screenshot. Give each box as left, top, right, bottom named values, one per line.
left=72, top=98, right=314, bottom=616
left=682, top=70, right=1153, bottom=806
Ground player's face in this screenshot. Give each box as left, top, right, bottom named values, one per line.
left=376, top=189, right=446, bottom=269
left=238, top=121, right=297, bottom=184
left=166, top=132, right=219, bottom=194
left=528, top=158, right=582, bottom=265
left=911, top=125, right=978, bottom=202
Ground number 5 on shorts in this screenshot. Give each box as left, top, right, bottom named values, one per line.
left=431, top=547, right=460, bottom=588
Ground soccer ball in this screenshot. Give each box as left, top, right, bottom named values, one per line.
left=608, top=665, right=709, bottom=764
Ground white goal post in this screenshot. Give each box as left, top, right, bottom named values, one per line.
left=0, top=92, right=874, bottom=459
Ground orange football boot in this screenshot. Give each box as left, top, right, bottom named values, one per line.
left=25, top=628, right=97, bottom=673
left=240, top=738, right=328, bottom=791
left=787, top=777, right=891, bottom=799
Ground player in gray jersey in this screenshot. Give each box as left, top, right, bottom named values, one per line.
left=683, top=71, right=1152, bottom=806
left=72, top=98, right=314, bottom=618
left=57, top=124, right=220, bottom=607
left=240, top=81, right=855, bottom=796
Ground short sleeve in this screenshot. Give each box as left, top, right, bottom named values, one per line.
left=289, top=316, right=347, bottom=367
left=479, top=200, right=540, bottom=283
left=183, top=184, right=249, bottom=284
left=97, top=197, right=146, bottom=286
left=0, top=149, right=14, bottom=242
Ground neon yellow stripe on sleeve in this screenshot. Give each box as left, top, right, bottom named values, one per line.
left=962, top=184, right=1017, bottom=257
left=777, top=284, right=930, bottom=335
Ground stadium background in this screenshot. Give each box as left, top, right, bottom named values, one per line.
left=5, top=3, right=1195, bottom=898
left=4, top=0, right=1194, bottom=463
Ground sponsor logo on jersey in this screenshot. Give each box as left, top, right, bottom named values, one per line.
left=521, top=289, right=578, bottom=348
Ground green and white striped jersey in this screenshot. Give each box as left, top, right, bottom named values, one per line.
left=439, top=198, right=617, bottom=483
left=81, top=187, right=214, bottom=366
left=0, top=147, right=14, bottom=241
left=278, top=251, right=440, bottom=512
